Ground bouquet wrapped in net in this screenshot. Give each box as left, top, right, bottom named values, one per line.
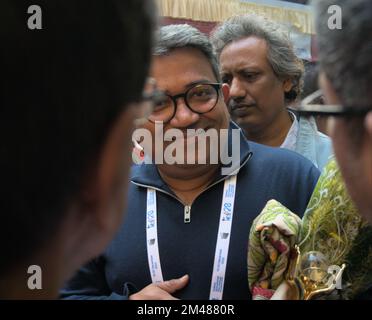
left=248, top=158, right=372, bottom=300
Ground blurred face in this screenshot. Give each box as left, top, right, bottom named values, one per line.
left=88, top=105, right=139, bottom=246
left=320, top=73, right=372, bottom=223
left=100, top=107, right=138, bottom=226
left=219, top=36, right=292, bottom=134
left=140, top=47, right=230, bottom=173
left=64, top=103, right=139, bottom=286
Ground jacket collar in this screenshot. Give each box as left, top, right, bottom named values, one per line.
left=130, top=120, right=252, bottom=191
left=290, top=108, right=320, bottom=167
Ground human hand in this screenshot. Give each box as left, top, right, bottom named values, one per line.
left=270, top=281, right=299, bottom=300
left=129, top=274, right=189, bottom=300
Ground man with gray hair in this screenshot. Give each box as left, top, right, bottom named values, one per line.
left=269, top=0, right=372, bottom=300
left=211, top=14, right=332, bottom=171
left=62, top=23, right=320, bottom=300
left=303, top=0, right=372, bottom=224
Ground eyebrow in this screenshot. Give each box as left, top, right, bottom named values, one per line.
left=185, top=79, right=215, bottom=89
left=221, top=66, right=260, bottom=75
left=162, top=79, right=215, bottom=95
left=227, top=58, right=262, bottom=68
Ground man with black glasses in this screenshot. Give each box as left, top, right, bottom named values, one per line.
left=268, top=0, right=372, bottom=300
left=299, top=0, right=372, bottom=224
left=62, top=24, right=320, bottom=300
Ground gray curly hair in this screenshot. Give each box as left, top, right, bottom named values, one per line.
left=210, top=14, right=304, bottom=102
left=153, top=24, right=221, bottom=82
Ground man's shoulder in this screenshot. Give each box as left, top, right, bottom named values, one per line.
left=237, top=141, right=320, bottom=216
left=247, top=140, right=318, bottom=170
left=297, top=114, right=332, bottom=147
left=241, top=140, right=320, bottom=187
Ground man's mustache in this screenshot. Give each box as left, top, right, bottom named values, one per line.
left=228, top=100, right=256, bottom=110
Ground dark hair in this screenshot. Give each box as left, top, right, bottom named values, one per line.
left=0, top=0, right=155, bottom=274
left=315, top=0, right=372, bottom=108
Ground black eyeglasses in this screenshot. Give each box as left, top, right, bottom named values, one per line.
left=134, top=78, right=170, bottom=126
left=297, top=89, right=372, bottom=117
left=148, top=83, right=222, bottom=123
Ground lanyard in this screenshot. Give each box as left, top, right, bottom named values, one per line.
left=146, top=174, right=237, bottom=300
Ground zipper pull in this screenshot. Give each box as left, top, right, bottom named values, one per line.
left=184, top=205, right=191, bottom=223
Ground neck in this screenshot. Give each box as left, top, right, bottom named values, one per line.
left=157, top=164, right=220, bottom=205
left=243, top=110, right=292, bottom=147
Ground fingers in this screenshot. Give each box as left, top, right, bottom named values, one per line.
left=129, top=274, right=189, bottom=300
left=129, top=285, right=176, bottom=300
left=271, top=281, right=299, bottom=300
left=161, top=294, right=179, bottom=301
left=156, top=274, right=189, bottom=294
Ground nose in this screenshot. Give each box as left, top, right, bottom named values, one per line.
left=169, top=98, right=200, bottom=128
left=229, top=77, right=246, bottom=100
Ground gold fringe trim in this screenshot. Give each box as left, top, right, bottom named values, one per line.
left=156, top=0, right=314, bottom=34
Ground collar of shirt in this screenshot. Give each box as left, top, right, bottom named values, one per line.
left=280, top=110, right=299, bottom=151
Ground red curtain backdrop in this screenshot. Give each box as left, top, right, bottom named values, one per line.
left=161, top=17, right=218, bottom=35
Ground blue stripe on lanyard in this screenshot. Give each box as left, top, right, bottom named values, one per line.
left=146, top=188, right=164, bottom=284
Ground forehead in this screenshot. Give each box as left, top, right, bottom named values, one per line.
left=150, top=47, right=217, bottom=92
left=219, top=36, right=270, bottom=72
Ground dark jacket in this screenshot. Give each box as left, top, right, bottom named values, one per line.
left=61, top=123, right=320, bottom=300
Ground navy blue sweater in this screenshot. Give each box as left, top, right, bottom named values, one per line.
left=61, top=124, right=320, bottom=300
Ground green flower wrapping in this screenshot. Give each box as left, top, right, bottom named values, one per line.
left=248, top=199, right=302, bottom=299
left=248, top=158, right=372, bottom=299
left=299, top=158, right=372, bottom=298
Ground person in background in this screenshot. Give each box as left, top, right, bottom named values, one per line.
left=61, top=24, right=320, bottom=300
left=211, top=14, right=332, bottom=171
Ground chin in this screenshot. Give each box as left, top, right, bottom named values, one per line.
left=233, top=116, right=250, bottom=130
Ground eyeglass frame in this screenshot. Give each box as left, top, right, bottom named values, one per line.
left=297, top=89, right=372, bottom=117
left=147, top=82, right=222, bottom=124
left=133, top=89, right=167, bottom=126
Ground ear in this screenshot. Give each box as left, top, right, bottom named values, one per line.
left=221, top=83, right=230, bottom=104
left=282, top=79, right=293, bottom=93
